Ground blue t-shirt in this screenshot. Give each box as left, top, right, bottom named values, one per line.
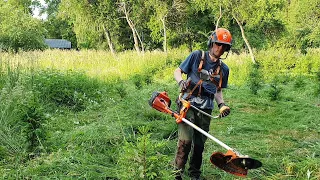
left=179, top=50, right=229, bottom=109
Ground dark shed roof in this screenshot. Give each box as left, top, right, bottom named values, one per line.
left=45, top=39, right=71, bottom=49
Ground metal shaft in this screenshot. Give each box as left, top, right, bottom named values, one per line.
left=182, top=117, right=232, bottom=151
left=190, top=105, right=220, bottom=119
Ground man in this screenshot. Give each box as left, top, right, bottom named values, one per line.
left=173, top=28, right=232, bottom=180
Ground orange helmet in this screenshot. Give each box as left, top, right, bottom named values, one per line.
left=207, top=28, right=233, bottom=51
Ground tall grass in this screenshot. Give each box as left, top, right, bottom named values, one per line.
left=0, top=48, right=319, bottom=179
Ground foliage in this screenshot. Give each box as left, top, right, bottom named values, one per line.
left=0, top=70, right=47, bottom=162
left=1, top=0, right=320, bottom=52
left=20, top=96, right=47, bottom=157
left=116, top=126, right=174, bottom=179
left=316, top=68, right=320, bottom=96
left=43, top=16, right=77, bottom=48
left=267, top=76, right=282, bottom=101
left=247, top=63, right=263, bottom=95
left=0, top=49, right=320, bottom=179
left=28, top=69, right=103, bottom=111
left=0, top=83, right=31, bottom=160
left=281, top=0, right=320, bottom=53
left=0, top=1, right=47, bottom=52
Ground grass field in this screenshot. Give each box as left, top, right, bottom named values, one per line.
left=0, top=49, right=319, bottom=179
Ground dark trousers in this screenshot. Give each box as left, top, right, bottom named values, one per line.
left=174, top=108, right=212, bottom=179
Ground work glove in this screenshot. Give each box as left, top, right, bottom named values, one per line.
left=218, top=103, right=230, bottom=118
left=178, top=80, right=188, bottom=91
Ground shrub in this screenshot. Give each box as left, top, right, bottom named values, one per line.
left=247, top=63, right=263, bottom=95
left=316, top=68, right=320, bottom=96
left=293, top=75, right=306, bottom=89
left=0, top=82, right=44, bottom=161
left=116, top=126, right=174, bottom=179
left=29, top=69, right=103, bottom=111
left=268, top=77, right=282, bottom=101
left=20, top=98, right=47, bottom=157
left=131, top=74, right=144, bottom=89
left=114, top=78, right=127, bottom=99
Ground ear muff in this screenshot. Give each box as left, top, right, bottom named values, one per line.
left=207, top=35, right=212, bottom=48
left=207, top=38, right=211, bottom=49
left=207, top=33, right=217, bottom=49
left=225, top=44, right=231, bottom=51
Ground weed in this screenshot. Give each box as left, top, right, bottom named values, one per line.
left=247, top=63, right=263, bottom=95
left=316, top=69, right=320, bottom=96
left=143, top=73, right=153, bottom=85
left=114, top=80, right=127, bottom=98
left=29, top=69, right=103, bottom=111
left=21, top=98, right=47, bottom=158
left=268, top=82, right=282, bottom=101
left=116, top=126, right=174, bottom=179
left=0, top=146, right=8, bottom=160
left=294, top=75, right=306, bottom=89
left=131, top=74, right=143, bottom=89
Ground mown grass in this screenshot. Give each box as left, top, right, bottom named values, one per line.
left=0, top=49, right=319, bottom=179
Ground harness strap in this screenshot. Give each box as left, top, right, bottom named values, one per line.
left=210, top=59, right=223, bottom=90
left=198, top=50, right=205, bottom=72
left=210, top=69, right=223, bottom=91
left=186, top=79, right=203, bottom=99
left=198, top=51, right=223, bottom=90
left=187, top=50, right=223, bottom=98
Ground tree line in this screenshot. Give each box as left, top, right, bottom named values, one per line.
left=0, top=0, right=319, bottom=54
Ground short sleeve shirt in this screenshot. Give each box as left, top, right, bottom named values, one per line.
left=179, top=50, right=229, bottom=110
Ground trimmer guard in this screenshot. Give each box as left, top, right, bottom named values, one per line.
left=210, top=150, right=262, bottom=177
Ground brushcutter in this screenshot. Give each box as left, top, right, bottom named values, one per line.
left=148, top=91, right=262, bottom=177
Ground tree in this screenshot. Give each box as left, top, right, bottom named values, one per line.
left=283, top=0, right=320, bottom=53
left=118, top=0, right=147, bottom=53
left=0, top=1, right=46, bottom=52
left=145, top=0, right=171, bottom=52
left=58, top=0, right=121, bottom=52
left=43, top=17, right=77, bottom=48
left=6, top=0, right=33, bottom=14
left=58, top=0, right=101, bottom=49
left=166, top=0, right=217, bottom=52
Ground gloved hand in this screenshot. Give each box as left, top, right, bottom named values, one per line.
left=178, top=80, right=188, bottom=91
left=218, top=103, right=230, bottom=117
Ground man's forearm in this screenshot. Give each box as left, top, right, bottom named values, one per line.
left=174, top=68, right=183, bottom=83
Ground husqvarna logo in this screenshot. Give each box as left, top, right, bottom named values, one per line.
left=223, top=34, right=228, bottom=40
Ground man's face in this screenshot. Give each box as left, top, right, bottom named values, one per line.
left=211, top=42, right=229, bottom=58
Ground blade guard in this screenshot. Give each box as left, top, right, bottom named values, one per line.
left=210, top=150, right=262, bottom=177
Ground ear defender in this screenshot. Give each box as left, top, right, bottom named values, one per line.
left=207, top=35, right=213, bottom=48
left=207, top=34, right=216, bottom=49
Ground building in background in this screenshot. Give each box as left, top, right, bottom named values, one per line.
left=45, top=39, right=71, bottom=49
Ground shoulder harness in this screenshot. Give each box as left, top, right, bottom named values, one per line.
left=198, top=50, right=223, bottom=91
left=186, top=51, right=223, bottom=99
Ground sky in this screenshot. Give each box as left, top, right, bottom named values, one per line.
left=32, top=0, right=47, bottom=20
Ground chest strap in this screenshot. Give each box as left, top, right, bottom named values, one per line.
left=198, top=50, right=205, bottom=72
left=198, top=51, right=223, bottom=91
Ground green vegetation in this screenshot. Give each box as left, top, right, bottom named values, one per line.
left=0, top=49, right=319, bottom=179
left=0, top=0, right=319, bottom=179
left=0, top=1, right=46, bottom=52
left=1, top=0, right=319, bottom=53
